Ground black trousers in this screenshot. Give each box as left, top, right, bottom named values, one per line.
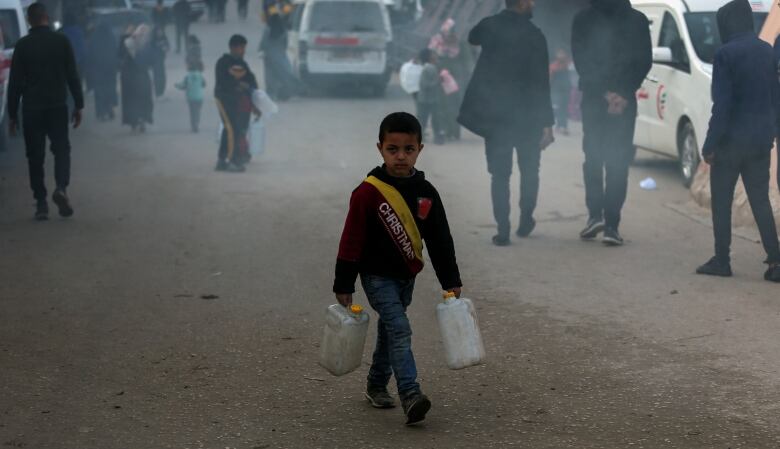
left=484, top=130, right=542, bottom=236
left=175, top=22, right=189, bottom=53
left=216, top=99, right=249, bottom=164
left=581, top=93, right=637, bottom=229
left=23, top=107, right=71, bottom=202
left=710, top=150, right=780, bottom=264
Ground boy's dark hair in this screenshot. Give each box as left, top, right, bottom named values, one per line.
left=26, top=2, right=47, bottom=25
left=379, top=112, right=423, bottom=144
left=229, top=34, right=247, bottom=48
left=418, top=48, right=434, bottom=64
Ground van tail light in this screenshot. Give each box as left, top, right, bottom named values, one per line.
left=314, top=36, right=360, bottom=46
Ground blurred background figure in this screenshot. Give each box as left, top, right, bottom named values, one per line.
left=417, top=48, right=444, bottom=145
left=151, top=25, right=170, bottom=98
left=549, top=47, right=572, bottom=136
left=172, top=0, right=191, bottom=54
left=151, top=0, right=169, bottom=33
left=237, top=0, right=249, bottom=20
left=86, top=23, right=119, bottom=121
left=60, top=11, right=86, bottom=82
left=186, top=34, right=202, bottom=68
left=260, top=0, right=298, bottom=101
left=428, top=18, right=472, bottom=141
left=119, top=23, right=154, bottom=132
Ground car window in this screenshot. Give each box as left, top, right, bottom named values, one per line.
left=658, top=11, right=689, bottom=70
left=89, top=0, right=130, bottom=8
left=308, top=2, right=385, bottom=33
left=684, top=11, right=768, bottom=64
left=0, top=10, right=20, bottom=49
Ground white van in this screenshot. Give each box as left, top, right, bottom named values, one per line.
left=631, top=0, right=772, bottom=186
left=289, top=0, right=393, bottom=95
left=0, top=0, right=27, bottom=151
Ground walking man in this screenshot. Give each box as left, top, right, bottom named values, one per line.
left=172, top=0, right=191, bottom=54
left=571, top=0, right=652, bottom=245
left=458, top=0, right=554, bottom=246
left=214, top=34, right=258, bottom=172
left=8, top=2, right=83, bottom=220
left=696, top=0, right=780, bottom=282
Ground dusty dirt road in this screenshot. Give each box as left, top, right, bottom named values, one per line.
left=2, top=9, right=780, bottom=449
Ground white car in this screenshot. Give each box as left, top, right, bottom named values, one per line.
left=289, top=0, right=393, bottom=96
left=0, top=0, right=27, bottom=152
left=631, top=0, right=772, bottom=186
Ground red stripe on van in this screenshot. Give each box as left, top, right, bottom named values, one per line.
left=314, top=37, right=360, bottom=46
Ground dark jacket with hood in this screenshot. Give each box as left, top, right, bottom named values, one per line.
left=702, top=0, right=779, bottom=157
left=214, top=53, right=258, bottom=113
left=457, top=9, right=554, bottom=139
left=333, top=166, right=462, bottom=294
left=571, top=0, right=652, bottom=105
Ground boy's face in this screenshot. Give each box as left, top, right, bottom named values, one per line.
left=230, top=44, right=246, bottom=59
left=377, top=132, right=423, bottom=177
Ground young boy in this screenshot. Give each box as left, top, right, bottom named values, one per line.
left=333, top=112, right=463, bottom=425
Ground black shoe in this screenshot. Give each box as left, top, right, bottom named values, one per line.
left=35, top=201, right=49, bottom=221
left=402, top=392, right=431, bottom=425
left=516, top=217, right=536, bottom=238
left=226, top=162, right=246, bottom=173
left=696, top=257, right=733, bottom=277
left=764, top=263, right=780, bottom=283
left=602, top=227, right=624, bottom=246
left=365, top=386, right=396, bottom=409
left=52, top=189, right=74, bottom=217
left=580, top=218, right=605, bottom=240
left=492, top=234, right=510, bottom=247
left=215, top=160, right=228, bottom=171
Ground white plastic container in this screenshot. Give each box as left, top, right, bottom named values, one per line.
left=436, top=292, right=486, bottom=370
left=319, top=304, right=370, bottom=376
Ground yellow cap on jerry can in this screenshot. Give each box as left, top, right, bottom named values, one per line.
left=350, top=304, right=364, bottom=314
left=443, top=291, right=457, bottom=300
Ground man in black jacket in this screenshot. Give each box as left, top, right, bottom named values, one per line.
left=696, top=0, right=780, bottom=282
left=571, top=0, right=651, bottom=246
left=214, top=34, right=258, bottom=172
left=172, top=0, right=191, bottom=54
left=458, top=0, right=554, bottom=246
left=8, top=2, right=83, bottom=220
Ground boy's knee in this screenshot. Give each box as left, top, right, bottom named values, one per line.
left=384, top=315, right=412, bottom=340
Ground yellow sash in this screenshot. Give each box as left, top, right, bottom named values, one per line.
left=364, top=176, right=424, bottom=266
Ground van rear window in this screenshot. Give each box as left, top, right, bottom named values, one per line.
left=0, top=10, right=20, bottom=49
left=309, top=2, right=385, bottom=33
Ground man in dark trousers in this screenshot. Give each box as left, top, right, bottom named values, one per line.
left=458, top=0, right=554, bottom=246
left=214, top=34, right=258, bottom=173
left=697, top=0, right=780, bottom=282
left=8, top=2, right=83, bottom=220
left=172, top=0, right=191, bottom=54
left=571, top=0, right=652, bottom=246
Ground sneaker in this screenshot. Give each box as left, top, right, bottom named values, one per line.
left=365, top=386, right=396, bottom=409
left=602, top=227, right=624, bottom=246
left=52, top=189, right=74, bottom=217
left=516, top=217, right=536, bottom=238
left=402, top=392, right=431, bottom=425
left=696, top=257, right=733, bottom=277
left=34, top=201, right=49, bottom=221
left=215, top=160, right=228, bottom=171
left=226, top=162, right=246, bottom=173
left=580, top=218, right=605, bottom=240
left=492, top=234, right=510, bottom=247
left=764, top=263, right=780, bottom=283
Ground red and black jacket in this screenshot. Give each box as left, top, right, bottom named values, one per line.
left=333, top=166, right=462, bottom=294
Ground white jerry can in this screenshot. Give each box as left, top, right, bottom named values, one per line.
left=319, top=304, right=370, bottom=376
left=436, top=292, right=486, bottom=370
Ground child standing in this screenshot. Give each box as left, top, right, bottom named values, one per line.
left=175, top=61, right=206, bottom=132
left=333, top=112, right=463, bottom=425
left=417, top=49, right=445, bottom=145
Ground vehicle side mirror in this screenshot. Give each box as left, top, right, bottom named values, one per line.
left=653, top=47, right=674, bottom=64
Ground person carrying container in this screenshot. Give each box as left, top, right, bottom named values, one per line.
left=333, top=112, right=463, bottom=425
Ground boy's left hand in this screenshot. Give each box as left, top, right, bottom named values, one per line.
left=448, top=287, right=462, bottom=298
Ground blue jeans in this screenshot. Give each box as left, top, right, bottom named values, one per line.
left=360, top=274, right=420, bottom=397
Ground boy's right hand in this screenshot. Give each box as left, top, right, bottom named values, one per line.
left=335, top=293, right=353, bottom=307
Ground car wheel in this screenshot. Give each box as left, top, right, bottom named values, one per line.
left=371, top=82, right=387, bottom=98
left=678, top=121, right=700, bottom=188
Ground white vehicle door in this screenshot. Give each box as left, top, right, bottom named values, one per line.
left=634, top=6, right=663, bottom=150
left=646, top=9, right=693, bottom=156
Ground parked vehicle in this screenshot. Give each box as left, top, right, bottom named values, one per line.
left=0, top=0, right=27, bottom=152
left=289, top=0, right=393, bottom=96
left=631, top=0, right=772, bottom=186
left=131, top=0, right=205, bottom=22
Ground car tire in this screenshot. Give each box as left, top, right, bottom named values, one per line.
left=678, top=121, right=700, bottom=188
left=371, top=81, right=387, bottom=98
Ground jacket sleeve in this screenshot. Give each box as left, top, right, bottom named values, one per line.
left=702, top=50, right=732, bottom=156
left=214, top=57, right=228, bottom=99
left=7, top=43, right=22, bottom=122
left=531, top=29, right=555, bottom=129
left=333, top=187, right=370, bottom=294
left=468, top=17, right=489, bottom=46
left=64, top=38, right=85, bottom=110
left=424, top=188, right=462, bottom=291
left=571, top=12, right=596, bottom=91
left=612, top=13, right=652, bottom=99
